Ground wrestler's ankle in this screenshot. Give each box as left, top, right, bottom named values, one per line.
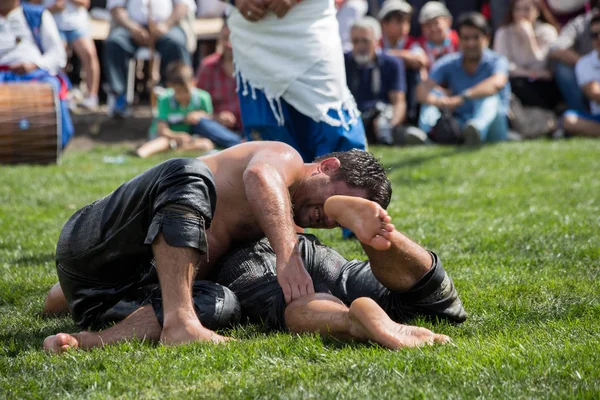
left=162, top=315, right=204, bottom=335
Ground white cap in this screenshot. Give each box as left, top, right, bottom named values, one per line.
left=378, top=0, right=413, bottom=21
left=419, top=1, right=452, bottom=24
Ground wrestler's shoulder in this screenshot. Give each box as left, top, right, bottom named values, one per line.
left=199, top=142, right=304, bottom=163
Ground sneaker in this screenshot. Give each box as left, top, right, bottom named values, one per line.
left=403, top=126, right=429, bottom=145
left=463, top=122, right=481, bottom=146
left=79, top=95, right=99, bottom=111
left=107, top=93, right=130, bottom=118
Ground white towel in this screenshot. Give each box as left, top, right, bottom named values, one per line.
left=229, top=0, right=359, bottom=127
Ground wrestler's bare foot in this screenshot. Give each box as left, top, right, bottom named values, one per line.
left=324, top=196, right=394, bottom=250
left=43, top=333, right=80, bottom=354
left=347, top=297, right=450, bottom=349
left=160, top=321, right=231, bottom=345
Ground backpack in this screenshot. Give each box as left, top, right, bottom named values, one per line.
left=429, top=110, right=463, bottom=145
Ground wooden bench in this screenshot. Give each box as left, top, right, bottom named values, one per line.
left=90, top=17, right=224, bottom=41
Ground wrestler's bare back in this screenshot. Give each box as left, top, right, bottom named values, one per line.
left=198, top=142, right=305, bottom=269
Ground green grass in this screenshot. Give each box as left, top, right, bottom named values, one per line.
left=1, top=141, right=599, bottom=399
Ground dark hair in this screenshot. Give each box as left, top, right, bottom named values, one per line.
left=502, top=0, right=541, bottom=26
left=382, top=11, right=411, bottom=24
left=457, top=12, right=490, bottom=36
left=315, top=150, right=392, bottom=209
left=165, top=62, right=194, bottom=86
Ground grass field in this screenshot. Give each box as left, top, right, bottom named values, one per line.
left=1, top=140, right=599, bottom=399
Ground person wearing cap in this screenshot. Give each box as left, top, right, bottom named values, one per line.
left=416, top=12, right=510, bottom=145
left=404, top=0, right=486, bottom=38
left=378, top=0, right=427, bottom=124
left=418, top=1, right=460, bottom=66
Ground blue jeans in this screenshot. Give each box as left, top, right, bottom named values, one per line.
left=190, top=119, right=242, bottom=148
left=60, top=28, right=88, bottom=44
left=104, top=26, right=190, bottom=95
left=239, top=86, right=367, bottom=162
left=419, top=94, right=508, bottom=142
left=552, top=61, right=588, bottom=113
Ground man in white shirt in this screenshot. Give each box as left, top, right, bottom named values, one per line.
left=0, top=0, right=73, bottom=148
left=563, top=14, right=600, bottom=137
left=104, top=0, right=196, bottom=117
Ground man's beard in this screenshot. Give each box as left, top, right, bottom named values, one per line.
left=353, top=53, right=372, bottom=65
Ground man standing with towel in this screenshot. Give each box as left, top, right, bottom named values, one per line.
left=225, top=0, right=368, bottom=163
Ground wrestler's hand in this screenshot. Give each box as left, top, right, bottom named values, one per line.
left=268, top=0, right=298, bottom=18
left=276, top=248, right=315, bottom=304
left=236, top=0, right=269, bottom=22
left=10, top=63, right=37, bottom=75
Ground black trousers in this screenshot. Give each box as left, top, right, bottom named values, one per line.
left=54, top=158, right=241, bottom=330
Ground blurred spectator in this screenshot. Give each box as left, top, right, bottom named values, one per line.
left=136, top=62, right=241, bottom=158
left=418, top=2, right=460, bottom=65
left=104, top=0, right=196, bottom=117
left=337, top=0, right=368, bottom=52
left=196, top=0, right=226, bottom=17
left=548, top=1, right=598, bottom=113
left=35, top=0, right=100, bottom=109
left=493, top=0, right=560, bottom=110
left=417, top=12, right=509, bottom=145
left=492, top=0, right=589, bottom=31
left=379, top=0, right=426, bottom=123
left=406, top=0, right=485, bottom=37
left=196, top=21, right=241, bottom=131
left=563, top=13, right=600, bottom=138
left=0, top=0, right=73, bottom=148
left=345, top=17, right=427, bottom=144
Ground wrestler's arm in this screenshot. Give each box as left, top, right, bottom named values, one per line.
left=243, top=144, right=314, bottom=303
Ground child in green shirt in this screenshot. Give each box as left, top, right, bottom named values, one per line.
left=136, top=62, right=241, bottom=158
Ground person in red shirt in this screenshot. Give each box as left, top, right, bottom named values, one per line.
left=195, top=20, right=242, bottom=131
left=418, top=1, right=460, bottom=67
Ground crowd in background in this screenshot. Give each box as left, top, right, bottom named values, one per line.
left=1, top=0, right=599, bottom=156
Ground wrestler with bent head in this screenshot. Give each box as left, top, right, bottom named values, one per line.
left=44, top=196, right=467, bottom=353
left=48, top=142, right=393, bottom=346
